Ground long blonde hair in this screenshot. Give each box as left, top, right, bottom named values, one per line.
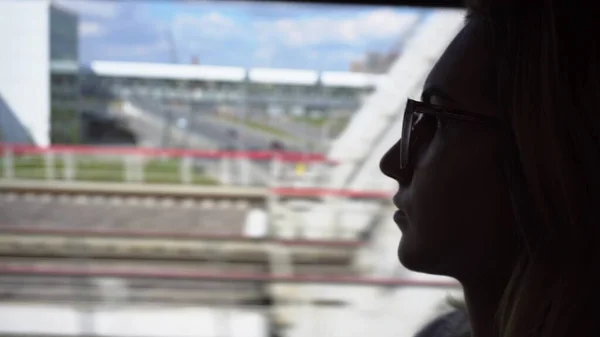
left=467, top=0, right=600, bottom=336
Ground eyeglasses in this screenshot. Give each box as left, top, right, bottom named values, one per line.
left=400, top=98, right=506, bottom=170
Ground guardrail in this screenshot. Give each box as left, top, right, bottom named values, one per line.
left=0, top=178, right=391, bottom=200
left=0, top=143, right=337, bottom=187
left=0, top=226, right=362, bottom=248
left=0, top=265, right=460, bottom=288
left=0, top=227, right=360, bottom=264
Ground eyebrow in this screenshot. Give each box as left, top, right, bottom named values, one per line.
left=421, top=87, right=458, bottom=105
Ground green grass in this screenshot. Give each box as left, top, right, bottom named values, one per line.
left=219, top=115, right=296, bottom=140
left=243, top=119, right=290, bottom=137
left=291, top=116, right=329, bottom=128
left=0, top=155, right=218, bottom=185
left=292, top=116, right=351, bottom=133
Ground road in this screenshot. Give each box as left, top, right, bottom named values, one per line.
left=247, top=115, right=324, bottom=147
left=129, top=97, right=305, bottom=152
left=114, top=99, right=285, bottom=185
left=103, top=101, right=216, bottom=149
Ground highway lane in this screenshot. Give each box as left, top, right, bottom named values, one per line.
left=103, top=101, right=216, bottom=149
left=130, top=97, right=305, bottom=151
left=124, top=99, right=292, bottom=184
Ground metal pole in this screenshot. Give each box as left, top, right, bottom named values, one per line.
left=76, top=65, right=82, bottom=144
left=161, top=85, right=170, bottom=148
left=237, top=75, right=249, bottom=185
left=185, top=82, right=192, bottom=149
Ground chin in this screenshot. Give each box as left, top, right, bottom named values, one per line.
left=397, top=235, right=451, bottom=277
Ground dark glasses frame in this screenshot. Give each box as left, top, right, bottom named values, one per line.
left=400, top=98, right=507, bottom=170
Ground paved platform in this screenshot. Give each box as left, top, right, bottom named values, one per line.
left=0, top=179, right=267, bottom=199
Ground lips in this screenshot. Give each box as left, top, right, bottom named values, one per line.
left=392, top=194, right=409, bottom=228
left=392, top=194, right=406, bottom=212
left=393, top=209, right=407, bottom=221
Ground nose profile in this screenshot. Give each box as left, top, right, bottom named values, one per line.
left=379, top=140, right=411, bottom=185
left=380, top=138, right=407, bottom=183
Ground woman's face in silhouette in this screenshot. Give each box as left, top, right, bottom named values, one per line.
left=380, top=19, right=517, bottom=281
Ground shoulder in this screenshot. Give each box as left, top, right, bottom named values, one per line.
left=414, top=309, right=470, bottom=337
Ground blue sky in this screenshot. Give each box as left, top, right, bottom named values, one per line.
left=56, top=0, right=432, bottom=71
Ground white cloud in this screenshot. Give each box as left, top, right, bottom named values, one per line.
left=79, top=21, right=104, bottom=37
left=254, top=47, right=274, bottom=60
left=172, top=12, right=239, bottom=40
left=131, top=39, right=170, bottom=57
left=53, top=0, right=119, bottom=19
left=254, top=9, right=421, bottom=47
left=253, top=46, right=277, bottom=64
left=327, top=50, right=362, bottom=62
left=94, top=38, right=170, bottom=60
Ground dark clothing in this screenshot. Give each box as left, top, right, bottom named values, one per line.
left=414, top=309, right=471, bottom=337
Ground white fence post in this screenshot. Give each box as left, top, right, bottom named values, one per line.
left=267, top=154, right=282, bottom=238
left=180, top=156, right=192, bottom=184
left=124, top=155, right=138, bottom=183
left=124, top=156, right=131, bottom=182
left=239, top=156, right=250, bottom=186
left=44, top=151, right=55, bottom=180
left=136, top=155, right=145, bottom=183
left=3, top=148, right=14, bottom=179
left=63, top=153, right=75, bottom=181
left=331, top=195, right=343, bottom=240
left=269, top=155, right=282, bottom=188
left=220, top=156, right=232, bottom=185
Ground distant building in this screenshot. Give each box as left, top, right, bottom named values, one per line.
left=350, top=50, right=401, bottom=74
left=49, top=2, right=80, bottom=144
left=349, top=60, right=365, bottom=73
left=78, top=61, right=381, bottom=121
left=0, top=0, right=79, bottom=146
left=0, top=1, right=383, bottom=147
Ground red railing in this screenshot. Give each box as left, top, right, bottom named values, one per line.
left=0, top=142, right=393, bottom=197
left=0, top=143, right=338, bottom=164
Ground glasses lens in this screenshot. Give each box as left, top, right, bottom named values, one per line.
left=400, top=101, right=414, bottom=170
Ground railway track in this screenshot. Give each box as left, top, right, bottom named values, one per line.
left=0, top=257, right=270, bottom=306
left=0, top=179, right=391, bottom=202
left=0, top=190, right=252, bottom=236
left=0, top=180, right=388, bottom=242
left=0, top=180, right=266, bottom=204
left=0, top=229, right=357, bottom=264
left=0, top=254, right=371, bottom=306
left=0, top=255, right=361, bottom=306
left=0, top=257, right=355, bottom=277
